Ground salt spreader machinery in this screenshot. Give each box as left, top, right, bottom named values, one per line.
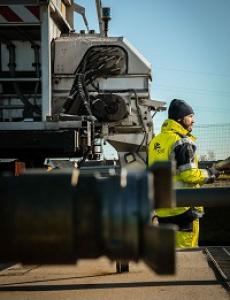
left=0, top=0, right=165, bottom=168
left=0, top=1, right=169, bottom=275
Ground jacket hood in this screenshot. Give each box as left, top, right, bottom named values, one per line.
left=161, top=119, right=196, bottom=141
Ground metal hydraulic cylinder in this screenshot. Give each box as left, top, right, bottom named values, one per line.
left=0, top=162, right=175, bottom=274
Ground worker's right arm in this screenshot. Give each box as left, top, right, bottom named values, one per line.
left=172, top=141, right=216, bottom=185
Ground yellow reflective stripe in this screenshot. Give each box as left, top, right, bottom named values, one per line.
left=178, top=162, right=197, bottom=172
left=171, top=137, right=196, bottom=152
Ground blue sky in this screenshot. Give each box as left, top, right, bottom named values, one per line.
left=75, top=0, right=230, bottom=130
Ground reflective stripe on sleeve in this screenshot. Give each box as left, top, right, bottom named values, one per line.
left=177, top=162, right=197, bottom=172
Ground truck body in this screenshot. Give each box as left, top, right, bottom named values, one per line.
left=0, top=0, right=165, bottom=168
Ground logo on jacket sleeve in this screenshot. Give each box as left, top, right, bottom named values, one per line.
left=154, top=142, right=164, bottom=154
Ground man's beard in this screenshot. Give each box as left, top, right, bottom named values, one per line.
left=178, top=120, right=193, bottom=132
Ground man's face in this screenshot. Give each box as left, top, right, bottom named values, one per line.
left=179, top=114, right=195, bottom=132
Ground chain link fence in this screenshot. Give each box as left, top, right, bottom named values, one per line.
left=193, top=123, right=230, bottom=161
left=154, top=123, right=230, bottom=187
left=155, top=123, right=230, bottom=161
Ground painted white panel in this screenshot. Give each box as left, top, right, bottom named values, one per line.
left=97, top=77, right=148, bottom=91
left=1, top=41, right=37, bottom=71
left=0, top=15, right=7, bottom=23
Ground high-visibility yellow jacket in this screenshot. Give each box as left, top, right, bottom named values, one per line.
left=148, top=119, right=210, bottom=248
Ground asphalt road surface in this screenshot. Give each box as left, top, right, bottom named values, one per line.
left=0, top=249, right=229, bottom=300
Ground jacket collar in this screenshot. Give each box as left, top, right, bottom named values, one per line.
left=161, top=119, right=196, bottom=141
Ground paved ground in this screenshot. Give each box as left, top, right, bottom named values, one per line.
left=0, top=249, right=229, bottom=300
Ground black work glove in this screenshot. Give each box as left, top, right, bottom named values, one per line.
left=205, top=167, right=222, bottom=183
left=207, top=167, right=221, bottom=178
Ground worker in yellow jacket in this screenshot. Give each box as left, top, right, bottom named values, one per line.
left=148, top=99, right=220, bottom=248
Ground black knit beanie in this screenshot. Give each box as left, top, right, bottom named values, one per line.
left=168, top=99, right=194, bottom=120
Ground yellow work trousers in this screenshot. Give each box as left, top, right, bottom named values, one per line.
left=176, top=218, right=199, bottom=248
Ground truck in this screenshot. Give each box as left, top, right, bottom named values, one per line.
left=0, top=0, right=165, bottom=170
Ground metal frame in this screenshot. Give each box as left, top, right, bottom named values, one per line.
left=176, top=187, right=230, bottom=207
left=40, top=3, right=51, bottom=121
left=0, top=0, right=41, bottom=4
